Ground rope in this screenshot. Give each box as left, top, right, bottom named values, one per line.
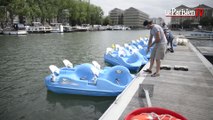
left=132, top=112, right=181, bottom=120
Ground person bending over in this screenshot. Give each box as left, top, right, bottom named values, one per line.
left=143, top=20, right=167, bottom=77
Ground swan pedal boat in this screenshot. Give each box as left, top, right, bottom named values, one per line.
left=44, top=60, right=134, bottom=96
left=127, top=40, right=152, bottom=59
left=104, top=44, right=148, bottom=72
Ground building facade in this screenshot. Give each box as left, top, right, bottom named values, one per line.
left=193, top=4, right=213, bottom=25
left=170, top=4, right=213, bottom=29
left=151, top=17, right=165, bottom=26
left=123, top=7, right=149, bottom=28
left=109, top=8, right=124, bottom=25
left=109, top=7, right=149, bottom=28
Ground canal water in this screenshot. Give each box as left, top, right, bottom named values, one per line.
left=0, top=30, right=150, bottom=120
left=172, top=31, right=213, bottom=64
left=190, top=39, right=213, bottom=64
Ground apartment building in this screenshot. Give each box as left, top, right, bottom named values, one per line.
left=123, top=7, right=149, bottom=28
left=151, top=17, right=165, bottom=26
left=109, top=7, right=149, bottom=28
left=109, top=8, right=124, bottom=25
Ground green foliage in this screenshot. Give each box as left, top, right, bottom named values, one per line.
left=200, top=16, right=212, bottom=26
left=102, top=16, right=111, bottom=25
left=182, top=19, right=193, bottom=28
left=211, top=18, right=213, bottom=26
left=0, top=6, right=7, bottom=28
left=0, top=0, right=104, bottom=25
left=89, top=5, right=103, bottom=25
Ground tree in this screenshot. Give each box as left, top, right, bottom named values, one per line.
left=28, top=3, right=42, bottom=23
left=102, top=16, right=111, bottom=25
left=68, top=0, right=80, bottom=25
left=182, top=20, right=193, bottom=28
left=200, top=16, right=211, bottom=26
left=89, top=5, right=103, bottom=25
left=0, top=0, right=12, bottom=27
left=0, top=0, right=104, bottom=26
left=0, top=6, right=7, bottom=28
left=211, top=17, right=213, bottom=26
left=36, top=0, right=59, bottom=24
left=78, top=1, right=88, bottom=24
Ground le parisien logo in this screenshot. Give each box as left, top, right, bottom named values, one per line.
left=165, top=8, right=204, bottom=17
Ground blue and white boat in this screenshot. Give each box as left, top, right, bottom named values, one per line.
left=44, top=60, right=134, bottom=96
left=125, top=43, right=151, bottom=59
left=104, top=45, right=148, bottom=72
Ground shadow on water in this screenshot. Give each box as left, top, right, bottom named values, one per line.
left=204, top=55, right=213, bottom=64
left=45, top=91, right=115, bottom=120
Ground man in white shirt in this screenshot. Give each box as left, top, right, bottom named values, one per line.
left=143, top=20, right=167, bottom=77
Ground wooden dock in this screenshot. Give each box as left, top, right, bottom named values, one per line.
left=99, top=41, right=213, bottom=120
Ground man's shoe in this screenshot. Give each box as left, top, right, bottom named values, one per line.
left=143, top=69, right=152, bottom=73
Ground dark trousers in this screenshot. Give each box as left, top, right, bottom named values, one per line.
left=167, top=37, right=173, bottom=51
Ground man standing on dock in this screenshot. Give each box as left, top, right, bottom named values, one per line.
left=143, top=20, right=167, bottom=77
left=162, top=23, right=174, bottom=53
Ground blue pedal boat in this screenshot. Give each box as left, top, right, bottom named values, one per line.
left=104, top=46, right=148, bottom=72
left=44, top=60, right=134, bottom=96
left=126, top=41, right=152, bottom=59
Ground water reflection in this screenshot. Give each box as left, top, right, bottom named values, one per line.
left=45, top=91, right=115, bottom=120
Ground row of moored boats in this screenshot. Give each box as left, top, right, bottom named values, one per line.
left=104, top=38, right=152, bottom=72
left=1, top=22, right=131, bottom=35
